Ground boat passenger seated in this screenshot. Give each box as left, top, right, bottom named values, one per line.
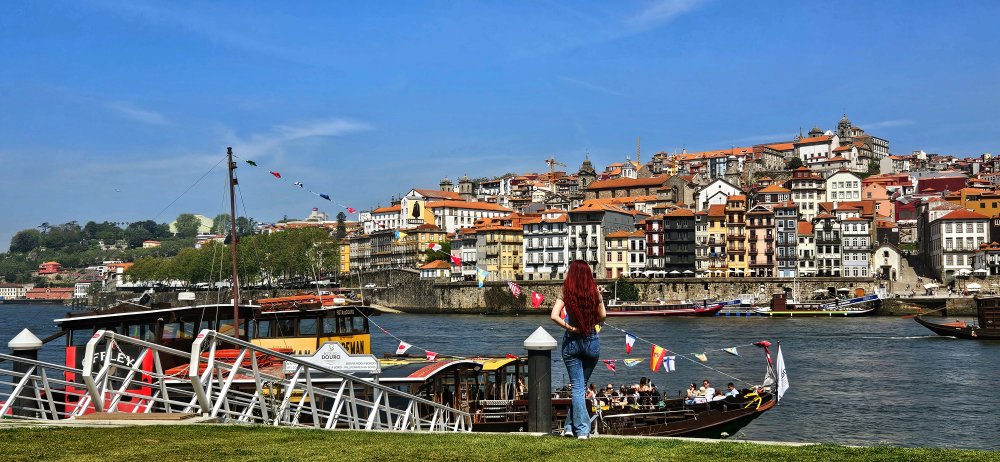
left=724, top=382, right=739, bottom=398
left=702, top=380, right=715, bottom=399
left=711, top=390, right=726, bottom=401
left=684, top=383, right=698, bottom=405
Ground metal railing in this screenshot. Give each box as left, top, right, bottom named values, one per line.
left=0, top=352, right=90, bottom=420
left=1, top=330, right=471, bottom=433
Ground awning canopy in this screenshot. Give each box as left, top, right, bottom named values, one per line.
left=923, top=283, right=939, bottom=289
left=967, top=283, right=982, bottom=291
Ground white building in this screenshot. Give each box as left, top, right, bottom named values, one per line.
left=872, top=243, right=903, bottom=282
left=788, top=167, right=827, bottom=222
left=695, top=178, right=742, bottom=211
left=794, top=128, right=840, bottom=166
left=428, top=201, right=513, bottom=234
left=837, top=206, right=871, bottom=278
left=826, top=170, right=863, bottom=205
left=797, top=221, right=817, bottom=277
left=929, top=208, right=989, bottom=282
left=522, top=211, right=569, bottom=280
left=0, top=283, right=29, bottom=300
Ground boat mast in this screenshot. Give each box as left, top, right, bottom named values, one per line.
left=227, top=147, right=241, bottom=333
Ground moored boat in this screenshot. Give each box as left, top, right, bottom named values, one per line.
left=605, top=299, right=724, bottom=317
left=756, top=293, right=878, bottom=317
left=914, top=295, right=1000, bottom=339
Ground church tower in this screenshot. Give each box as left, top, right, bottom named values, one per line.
left=458, top=175, right=475, bottom=201
left=577, top=157, right=597, bottom=190
left=439, top=177, right=453, bottom=192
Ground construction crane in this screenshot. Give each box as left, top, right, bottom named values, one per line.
left=544, top=157, right=567, bottom=192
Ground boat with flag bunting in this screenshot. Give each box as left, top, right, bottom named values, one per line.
left=366, top=341, right=785, bottom=438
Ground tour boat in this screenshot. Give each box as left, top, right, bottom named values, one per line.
left=914, top=296, right=1000, bottom=339
left=363, top=342, right=784, bottom=439
left=755, top=293, right=878, bottom=317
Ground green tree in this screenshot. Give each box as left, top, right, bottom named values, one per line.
left=607, top=277, right=639, bottom=302
left=336, top=212, right=347, bottom=239
left=424, top=242, right=451, bottom=263
left=863, top=159, right=881, bottom=179
left=9, top=229, right=42, bottom=253
left=211, top=214, right=232, bottom=234
left=235, top=216, right=256, bottom=236
left=174, top=214, right=202, bottom=238
left=786, top=157, right=803, bottom=170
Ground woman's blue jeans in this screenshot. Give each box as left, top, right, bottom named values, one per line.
left=562, top=332, right=600, bottom=436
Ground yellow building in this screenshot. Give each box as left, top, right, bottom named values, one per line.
left=393, top=224, right=449, bottom=269
left=475, top=225, right=523, bottom=281
left=604, top=230, right=633, bottom=279
left=706, top=204, right=728, bottom=276
left=725, top=195, right=748, bottom=277
left=944, top=187, right=1000, bottom=218
left=338, top=240, right=350, bottom=274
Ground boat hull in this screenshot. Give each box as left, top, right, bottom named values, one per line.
left=755, top=307, right=875, bottom=317
left=606, top=304, right=723, bottom=317
left=914, top=316, right=1000, bottom=340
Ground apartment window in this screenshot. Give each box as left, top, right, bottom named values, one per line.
left=966, top=223, right=974, bottom=233
left=978, top=223, right=985, bottom=233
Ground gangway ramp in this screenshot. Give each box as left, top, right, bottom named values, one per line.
left=1, top=330, right=471, bottom=433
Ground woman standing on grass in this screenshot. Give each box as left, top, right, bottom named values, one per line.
left=550, top=260, right=606, bottom=439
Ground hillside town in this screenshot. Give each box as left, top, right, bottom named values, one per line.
left=337, top=114, right=997, bottom=290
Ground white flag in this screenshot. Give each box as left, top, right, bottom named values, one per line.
left=664, top=355, right=676, bottom=372
left=776, top=344, right=789, bottom=402
left=396, top=341, right=412, bottom=355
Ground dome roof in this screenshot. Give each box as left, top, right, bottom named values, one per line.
left=839, top=113, right=851, bottom=126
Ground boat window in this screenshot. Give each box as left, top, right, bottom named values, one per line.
left=256, top=319, right=272, bottom=338
left=199, top=319, right=215, bottom=332
left=299, top=318, right=317, bottom=336
left=217, top=319, right=245, bottom=337
left=322, top=318, right=338, bottom=335
left=143, top=323, right=156, bottom=342
left=162, top=323, right=181, bottom=341
left=272, top=318, right=296, bottom=337
left=181, top=322, right=195, bottom=339
left=70, top=329, right=93, bottom=347
left=127, top=324, right=141, bottom=338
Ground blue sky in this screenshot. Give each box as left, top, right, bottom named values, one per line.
left=2, top=0, right=999, bottom=250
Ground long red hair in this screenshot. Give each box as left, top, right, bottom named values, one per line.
left=562, top=260, right=601, bottom=336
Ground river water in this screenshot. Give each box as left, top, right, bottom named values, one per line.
left=3, top=304, right=997, bottom=450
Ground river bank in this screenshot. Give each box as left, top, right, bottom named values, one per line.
left=0, top=426, right=993, bottom=462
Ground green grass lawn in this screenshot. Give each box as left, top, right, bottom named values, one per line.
left=0, top=425, right=995, bottom=462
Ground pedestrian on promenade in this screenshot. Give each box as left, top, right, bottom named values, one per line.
left=551, top=260, right=607, bottom=439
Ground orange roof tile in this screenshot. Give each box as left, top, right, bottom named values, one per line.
left=796, top=135, right=831, bottom=144
left=938, top=209, right=990, bottom=221
left=586, top=176, right=670, bottom=190
left=420, top=260, right=452, bottom=270
left=764, top=143, right=794, bottom=151
left=758, top=184, right=791, bottom=193
left=413, top=189, right=463, bottom=200
left=665, top=208, right=695, bottom=217
left=372, top=205, right=401, bottom=214
left=707, top=204, right=726, bottom=217
left=798, top=221, right=813, bottom=234
left=426, top=201, right=512, bottom=212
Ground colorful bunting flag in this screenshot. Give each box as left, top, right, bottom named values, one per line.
left=347, top=207, right=357, bottom=213
left=507, top=281, right=521, bottom=297
left=245, top=160, right=258, bottom=167
left=694, top=352, right=708, bottom=362
left=293, top=182, right=304, bottom=188
left=603, top=359, right=617, bottom=375
left=429, top=243, right=442, bottom=252
left=319, top=194, right=331, bottom=201
left=450, top=255, right=462, bottom=266
left=650, top=345, right=668, bottom=372
left=505, top=353, right=518, bottom=359
left=625, top=333, right=636, bottom=354
left=723, top=347, right=740, bottom=357
left=623, top=358, right=643, bottom=368
left=396, top=341, right=412, bottom=355
left=476, top=268, right=489, bottom=288
left=395, top=230, right=408, bottom=240
left=269, top=171, right=281, bottom=179
left=531, top=291, right=545, bottom=308
left=425, top=351, right=438, bottom=361
left=664, top=356, right=676, bottom=372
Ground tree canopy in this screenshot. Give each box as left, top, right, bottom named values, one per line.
left=174, top=214, right=202, bottom=238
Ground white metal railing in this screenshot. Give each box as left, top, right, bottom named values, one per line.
left=0, top=352, right=90, bottom=420
left=78, top=329, right=471, bottom=432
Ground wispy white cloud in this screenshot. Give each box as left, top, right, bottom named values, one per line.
left=227, top=117, right=373, bottom=159
left=862, top=119, right=915, bottom=130
left=104, top=101, right=171, bottom=126
left=627, top=0, right=711, bottom=33
left=558, top=76, right=626, bottom=97
left=513, top=0, right=710, bottom=58
left=87, top=0, right=300, bottom=62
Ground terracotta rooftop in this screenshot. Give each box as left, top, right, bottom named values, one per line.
left=938, top=209, right=989, bottom=221
left=586, top=176, right=670, bottom=190
left=426, top=201, right=513, bottom=212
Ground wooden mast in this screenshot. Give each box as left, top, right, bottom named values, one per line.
left=227, top=147, right=241, bottom=334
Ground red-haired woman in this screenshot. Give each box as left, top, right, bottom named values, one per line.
left=550, top=260, right=606, bottom=439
